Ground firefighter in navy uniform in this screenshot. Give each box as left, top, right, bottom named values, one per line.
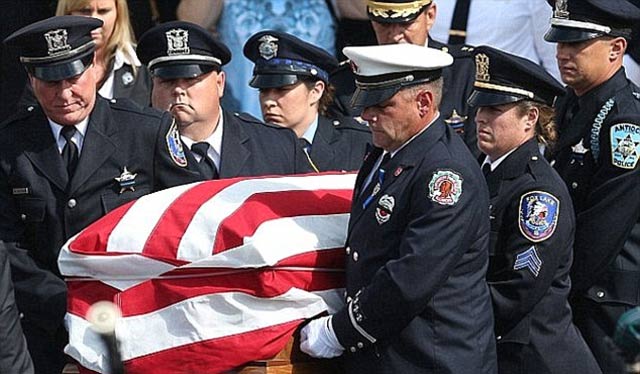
left=138, top=21, right=311, bottom=179
left=544, top=0, right=640, bottom=372
left=299, top=43, right=497, bottom=374
left=1, top=16, right=201, bottom=374
left=330, top=0, right=479, bottom=158
left=469, top=46, right=601, bottom=374
left=244, top=30, right=371, bottom=173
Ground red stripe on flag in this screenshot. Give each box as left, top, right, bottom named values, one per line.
left=114, top=266, right=344, bottom=315
left=141, top=179, right=237, bottom=260
left=67, top=280, right=121, bottom=316
left=123, top=320, right=302, bottom=374
left=68, top=201, right=135, bottom=255
left=214, top=189, right=353, bottom=253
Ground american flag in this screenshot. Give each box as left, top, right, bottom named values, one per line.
left=58, top=173, right=356, bottom=373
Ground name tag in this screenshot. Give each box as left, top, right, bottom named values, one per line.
left=12, top=187, right=29, bottom=195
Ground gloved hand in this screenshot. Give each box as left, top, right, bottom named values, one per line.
left=300, top=315, right=344, bottom=358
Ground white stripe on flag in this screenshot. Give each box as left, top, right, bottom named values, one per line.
left=65, top=287, right=335, bottom=369
left=177, top=174, right=356, bottom=261
left=107, top=183, right=197, bottom=254
left=185, top=214, right=350, bottom=267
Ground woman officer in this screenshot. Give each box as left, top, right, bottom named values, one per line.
left=469, top=45, right=601, bottom=374
left=244, top=30, right=370, bottom=172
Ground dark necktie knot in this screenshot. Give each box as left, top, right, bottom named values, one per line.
left=482, top=162, right=492, bottom=177
left=380, top=153, right=391, bottom=169
left=61, top=126, right=77, bottom=142
left=298, top=138, right=311, bottom=153
left=191, top=142, right=219, bottom=179
left=191, top=142, right=210, bottom=158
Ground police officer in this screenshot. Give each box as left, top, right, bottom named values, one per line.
left=138, top=21, right=310, bottom=179
left=1, top=16, right=201, bottom=373
left=244, top=30, right=371, bottom=173
left=469, top=46, right=600, bottom=374
left=544, top=1, right=640, bottom=372
left=300, top=43, right=496, bottom=374
left=330, top=0, right=479, bottom=158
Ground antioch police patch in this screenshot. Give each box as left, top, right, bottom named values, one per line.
left=428, top=170, right=463, bottom=206
left=166, top=119, right=188, bottom=167
left=610, top=123, right=640, bottom=169
left=518, top=191, right=559, bottom=242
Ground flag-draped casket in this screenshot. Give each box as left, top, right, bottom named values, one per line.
left=58, top=173, right=355, bottom=373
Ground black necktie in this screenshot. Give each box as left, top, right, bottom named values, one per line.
left=61, top=126, right=79, bottom=178
left=191, top=142, right=219, bottom=179
left=482, top=162, right=491, bottom=177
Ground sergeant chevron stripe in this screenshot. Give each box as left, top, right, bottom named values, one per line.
left=513, top=246, right=542, bottom=277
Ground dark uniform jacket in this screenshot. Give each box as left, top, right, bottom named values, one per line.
left=329, top=38, right=479, bottom=158
left=0, top=97, right=201, bottom=371
left=0, top=242, right=34, bottom=374
left=486, top=139, right=600, bottom=374
left=184, top=110, right=312, bottom=178
left=111, top=63, right=151, bottom=107
left=305, top=115, right=370, bottom=172
left=551, top=68, right=640, bottom=372
left=331, top=119, right=497, bottom=374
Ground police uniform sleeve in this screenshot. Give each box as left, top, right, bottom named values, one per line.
left=0, top=242, right=35, bottom=374
left=153, top=112, right=204, bottom=189
left=488, top=178, right=574, bottom=335
left=0, top=166, right=67, bottom=333
left=331, top=163, right=487, bottom=350
left=570, top=113, right=640, bottom=293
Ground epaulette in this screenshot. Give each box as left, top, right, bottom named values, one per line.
left=233, top=111, right=264, bottom=125
left=331, top=116, right=370, bottom=133
left=0, top=104, right=38, bottom=130
left=446, top=44, right=475, bottom=59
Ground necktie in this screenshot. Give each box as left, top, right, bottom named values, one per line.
left=298, top=138, right=319, bottom=172
left=191, top=142, right=219, bottom=179
left=482, top=163, right=491, bottom=177
left=361, top=153, right=391, bottom=209
left=61, top=126, right=79, bottom=178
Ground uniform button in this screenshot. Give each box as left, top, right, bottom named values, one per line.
left=596, top=291, right=605, bottom=298
left=350, top=346, right=356, bottom=353
left=571, top=182, right=578, bottom=189
left=352, top=251, right=359, bottom=262
left=20, top=214, right=27, bottom=221
left=345, top=246, right=351, bottom=255
left=531, top=156, right=538, bottom=161
left=19, top=313, right=24, bottom=319
left=332, top=120, right=340, bottom=126
left=357, top=342, right=364, bottom=349
left=496, top=335, right=502, bottom=341
left=110, top=98, right=117, bottom=103
left=27, top=106, right=34, bottom=112
left=67, top=199, right=77, bottom=208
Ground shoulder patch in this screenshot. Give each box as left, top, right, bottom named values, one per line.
left=428, top=170, right=463, bottom=206
left=165, top=119, right=188, bottom=167
left=518, top=191, right=559, bottom=242
left=610, top=123, right=640, bottom=169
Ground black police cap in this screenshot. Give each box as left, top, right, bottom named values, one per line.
left=366, top=0, right=433, bottom=24
left=467, top=46, right=565, bottom=108
left=244, top=30, right=338, bottom=89
left=545, top=0, right=640, bottom=43
left=137, top=21, right=231, bottom=79
left=4, top=15, right=101, bottom=82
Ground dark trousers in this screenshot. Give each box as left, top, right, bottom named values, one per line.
left=572, top=297, right=627, bottom=373
left=21, top=321, right=67, bottom=374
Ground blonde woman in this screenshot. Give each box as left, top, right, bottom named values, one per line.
left=56, top=0, right=151, bottom=105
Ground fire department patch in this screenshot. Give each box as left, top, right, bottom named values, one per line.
left=610, top=123, right=640, bottom=169
left=518, top=191, right=559, bottom=242
left=375, top=194, right=395, bottom=225
left=428, top=170, right=463, bottom=206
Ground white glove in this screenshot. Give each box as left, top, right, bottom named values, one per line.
left=300, top=316, right=344, bottom=358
